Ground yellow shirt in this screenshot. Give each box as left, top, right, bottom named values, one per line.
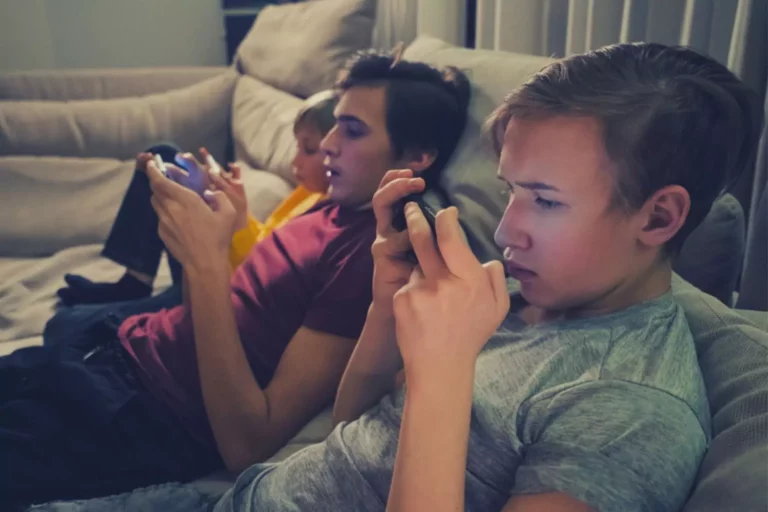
left=228, top=185, right=326, bottom=269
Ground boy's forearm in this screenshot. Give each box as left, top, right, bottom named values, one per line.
left=333, top=303, right=403, bottom=424
left=185, top=258, right=272, bottom=471
left=387, top=366, right=475, bottom=512
left=182, top=270, right=191, bottom=308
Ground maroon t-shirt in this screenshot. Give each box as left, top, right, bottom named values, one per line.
left=119, top=202, right=376, bottom=447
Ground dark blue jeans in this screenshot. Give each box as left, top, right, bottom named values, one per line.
left=103, top=143, right=183, bottom=284
left=44, top=284, right=182, bottom=348
left=0, top=306, right=221, bottom=510
left=45, top=143, right=188, bottom=348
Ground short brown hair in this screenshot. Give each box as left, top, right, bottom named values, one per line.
left=294, top=90, right=338, bottom=137
left=487, top=43, right=761, bottom=254
left=336, top=50, right=471, bottom=188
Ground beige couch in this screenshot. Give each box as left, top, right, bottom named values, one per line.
left=1, top=6, right=766, bottom=509
left=0, top=0, right=377, bottom=484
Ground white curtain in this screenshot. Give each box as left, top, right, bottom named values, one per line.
left=372, top=0, right=418, bottom=50
left=475, top=0, right=765, bottom=90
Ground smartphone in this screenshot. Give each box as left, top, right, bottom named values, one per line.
left=391, top=193, right=439, bottom=263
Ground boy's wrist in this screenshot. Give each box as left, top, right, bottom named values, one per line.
left=185, top=252, right=231, bottom=284
left=369, top=300, right=396, bottom=320
left=405, top=358, right=475, bottom=398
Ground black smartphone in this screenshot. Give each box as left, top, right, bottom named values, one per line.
left=391, top=193, right=439, bottom=263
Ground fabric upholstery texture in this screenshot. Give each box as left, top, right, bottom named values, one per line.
left=235, top=0, right=376, bottom=98
left=0, top=70, right=237, bottom=163
left=232, top=76, right=304, bottom=185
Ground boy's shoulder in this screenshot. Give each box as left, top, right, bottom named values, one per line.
left=481, top=287, right=710, bottom=434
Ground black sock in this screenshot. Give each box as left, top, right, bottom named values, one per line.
left=57, top=272, right=152, bottom=306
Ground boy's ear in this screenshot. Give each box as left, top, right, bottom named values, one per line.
left=398, top=149, right=438, bottom=173
left=637, top=185, right=690, bottom=248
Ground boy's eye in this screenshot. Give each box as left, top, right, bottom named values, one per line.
left=343, top=125, right=365, bottom=139
left=535, top=196, right=561, bottom=210
left=305, top=147, right=318, bottom=155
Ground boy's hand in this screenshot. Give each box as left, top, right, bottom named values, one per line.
left=209, top=163, right=249, bottom=231
left=392, top=204, right=510, bottom=381
left=146, top=160, right=236, bottom=272
left=370, top=169, right=426, bottom=315
left=168, top=152, right=213, bottom=196
left=135, top=152, right=154, bottom=172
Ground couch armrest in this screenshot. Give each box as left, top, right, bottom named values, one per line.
left=0, top=66, right=231, bottom=101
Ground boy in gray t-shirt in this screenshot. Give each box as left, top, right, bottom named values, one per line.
left=207, top=43, right=757, bottom=512
left=211, top=282, right=709, bottom=512
left=32, top=43, right=759, bottom=512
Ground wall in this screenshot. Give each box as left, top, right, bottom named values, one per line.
left=0, top=0, right=227, bottom=71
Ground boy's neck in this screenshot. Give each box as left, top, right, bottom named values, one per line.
left=521, top=262, right=673, bottom=325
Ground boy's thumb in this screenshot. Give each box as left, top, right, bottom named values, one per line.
left=203, top=189, right=234, bottom=215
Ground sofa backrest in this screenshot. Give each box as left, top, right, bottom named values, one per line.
left=673, top=276, right=768, bottom=512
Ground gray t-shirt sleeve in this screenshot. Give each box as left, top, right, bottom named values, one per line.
left=512, top=380, right=708, bottom=512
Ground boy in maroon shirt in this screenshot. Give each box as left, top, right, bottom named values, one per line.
left=0, top=52, right=470, bottom=509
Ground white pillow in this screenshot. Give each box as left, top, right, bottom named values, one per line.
left=235, top=0, right=376, bottom=98
left=403, top=37, right=551, bottom=262
left=232, top=75, right=304, bottom=185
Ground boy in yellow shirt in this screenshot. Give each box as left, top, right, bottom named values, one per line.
left=54, top=91, right=336, bottom=309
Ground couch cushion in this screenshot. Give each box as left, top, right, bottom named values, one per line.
left=232, top=76, right=304, bottom=184
left=235, top=160, right=295, bottom=221
left=672, top=276, right=768, bottom=512
left=674, top=194, right=745, bottom=305
left=0, top=155, right=293, bottom=260
left=403, top=37, right=551, bottom=262
left=235, top=0, right=375, bottom=98
left=0, top=70, right=237, bottom=163
left=0, top=156, right=136, bottom=257
left=0, top=245, right=166, bottom=344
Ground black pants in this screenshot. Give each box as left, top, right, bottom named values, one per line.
left=0, top=312, right=221, bottom=509
left=102, top=143, right=183, bottom=283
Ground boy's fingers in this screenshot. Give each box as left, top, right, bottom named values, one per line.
left=164, top=163, right=191, bottom=187
left=148, top=162, right=195, bottom=202
left=228, top=163, right=242, bottom=180
left=405, top=202, right=445, bottom=279
left=146, top=160, right=169, bottom=189
left=434, top=207, right=477, bottom=280
left=150, top=193, right=171, bottom=220
left=484, top=260, right=510, bottom=316
left=377, top=169, right=413, bottom=190
left=208, top=170, right=231, bottom=193
left=203, top=189, right=235, bottom=216
left=174, top=152, right=204, bottom=173
left=372, top=177, right=425, bottom=235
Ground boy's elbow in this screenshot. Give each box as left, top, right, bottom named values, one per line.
left=218, top=434, right=277, bottom=474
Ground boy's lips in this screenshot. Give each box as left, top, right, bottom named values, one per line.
left=503, top=260, right=537, bottom=281
left=324, top=164, right=341, bottom=180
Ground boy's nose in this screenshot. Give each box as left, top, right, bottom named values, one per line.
left=320, top=127, right=339, bottom=157
left=494, top=206, right=531, bottom=252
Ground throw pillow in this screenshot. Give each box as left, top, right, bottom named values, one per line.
left=232, top=75, right=304, bottom=184
left=235, top=0, right=376, bottom=98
